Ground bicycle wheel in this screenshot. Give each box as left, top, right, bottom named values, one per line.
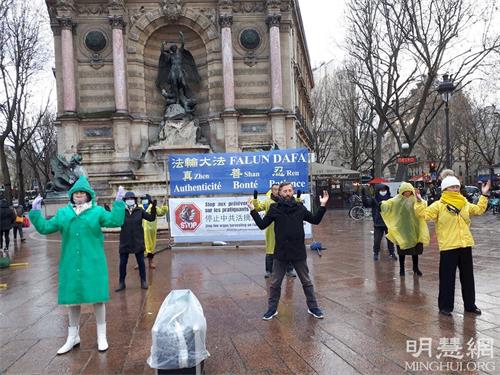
left=349, top=206, right=365, bottom=220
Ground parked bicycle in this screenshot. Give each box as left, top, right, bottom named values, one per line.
left=348, top=194, right=372, bottom=220
left=349, top=205, right=372, bottom=220
left=488, top=191, right=500, bottom=214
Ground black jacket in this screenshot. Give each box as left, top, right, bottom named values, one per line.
left=119, top=205, right=156, bottom=254
left=363, top=184, right=390, bottom=228
left=250, top=199, right=326, bottom=261
left=0, top=201, right=16, bottom=232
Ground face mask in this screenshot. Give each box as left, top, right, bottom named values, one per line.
left=73, top=194, right=88, bottom=205
left=379, top=191, right=387, bottom=196
left=125, top=199, right=135, bottom=207
left=142, top=199, right=149, bottom=206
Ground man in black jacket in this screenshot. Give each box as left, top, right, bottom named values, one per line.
left=248, top=182, right=329, bottom=320
left=116, top=192, right=156, bottom=291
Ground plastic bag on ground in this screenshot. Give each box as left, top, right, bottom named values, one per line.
left=147, top=289, right=209, bottom=370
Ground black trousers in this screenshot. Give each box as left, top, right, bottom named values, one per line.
left=1, top=229, right=10, bottom=249
left=373, top=226, right=395, bottom=254
left=399, top=254, right=419, bottom=271
left=268, top=259, right=318, bottom=311
left=13, top=223, right=23, bottom=239
left=265, top=254, right=293, bottom=274
left=119, top=252, right=146, bottom=283
left=439, top=247, right=476, bottom=312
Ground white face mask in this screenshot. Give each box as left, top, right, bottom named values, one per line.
left=125, top=199, right=135, bottom=207
left=379, top=191, right=387, bottom=196
left=142, top=199, right=149, bottom=206
left=73, top=195, right=88, bottom=205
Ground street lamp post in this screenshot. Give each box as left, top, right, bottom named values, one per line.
left=402, top=142, right=410, bottom=181
left=437, top=74, right=456, bottom=169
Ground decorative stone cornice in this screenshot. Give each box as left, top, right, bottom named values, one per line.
left=109, top=16, right=126, bottom=29
left=266, top=0, right=281, bottom=11
left=107, top=0, right=125, bottom=11
left=266, top=14, right=281, bottom=27
left=58, top=17, right=76, bottom=30
left=160, top=0, right=183, bottom=22
left=218, top=14, right=233, bottom=28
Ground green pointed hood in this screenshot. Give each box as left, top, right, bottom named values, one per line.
left=68, top=176, right=96, bottom=202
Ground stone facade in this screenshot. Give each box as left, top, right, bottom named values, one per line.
left=46, top=0, right=314, bottom=194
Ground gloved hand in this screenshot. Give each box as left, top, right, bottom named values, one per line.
left=32, top=195, right=43, bottom=210
left=297, top=190, right=302, bottom=199
left=253, top=190, right=258, bottom=199
left=115, top=186, right=125, bottom=201
left=152, top=199, right=157, bottom=208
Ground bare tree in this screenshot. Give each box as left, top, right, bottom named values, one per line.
left=22, top=112, right=57, bottom=195
left=466, top=103, right=500, bottom=183
left=330, top=68, right=375, bottom=171
left=8, top=97, right=50, bottom=204
left=0, top=1, right=49, bottom=203
left=310, top=73, right=337, bottom=164
left=346, top=0, right=500, bottom=180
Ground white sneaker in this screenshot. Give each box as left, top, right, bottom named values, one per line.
left=57, top=326, right=80, bottom=355
left=97, top=323, right=109, bottom=352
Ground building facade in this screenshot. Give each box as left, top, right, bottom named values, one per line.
left=45, top=0, right=314, bottom=192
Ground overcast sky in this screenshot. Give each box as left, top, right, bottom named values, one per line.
left=32, top=0, right=498, bottom=108
left=298, top=0, right=347, bottom=70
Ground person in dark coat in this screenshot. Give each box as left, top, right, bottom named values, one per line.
left=0, top=199, right=16, bottom=250
left=248, top=182, right=329, bottom=321
left=116, top=191, right=156, bottom=292
left=363, top=184, right=397, bottom=261
left=13, top=204, right=26, bottom=242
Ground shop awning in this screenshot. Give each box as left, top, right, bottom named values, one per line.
left=310, top=163, right=360, bottom=178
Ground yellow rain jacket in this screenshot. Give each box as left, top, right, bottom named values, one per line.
left=414, top=194, right=488, bottom=251
left=252, top=194, right=278, bottom=255
left=380, top=182, right=430, bottom=250
left=140, top=203, right=168, bottom=255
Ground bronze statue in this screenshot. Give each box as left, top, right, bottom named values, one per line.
left=46, top=154, right=87, bottom=193
left=155, top=32, right=201, bottom=114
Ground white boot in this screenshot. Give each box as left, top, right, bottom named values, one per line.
left=57, top=326, right=80, bottom=355
left=97, top=323, right=109, bottom=352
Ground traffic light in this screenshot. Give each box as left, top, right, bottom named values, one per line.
left=429, top=162, right=436, bottom=172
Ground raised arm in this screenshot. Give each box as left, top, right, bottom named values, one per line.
left=142, top=203, right=157, bottom=222
left=414, top=190, right=439, bottom=221
left=303, top=190, right=328, bottom=224
left=29, top=196, right=60, bottom=235
left=248, top=198, right=275, bottom=229
left=100, top=200, right=125, bottom=228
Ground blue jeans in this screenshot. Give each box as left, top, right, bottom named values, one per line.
left=119, top=252, right=146, bottom=282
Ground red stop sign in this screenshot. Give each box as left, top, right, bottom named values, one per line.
left=174, top=203, right=202, bottom=232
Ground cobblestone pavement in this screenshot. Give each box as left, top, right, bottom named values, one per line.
left=1, top=210, right=499, bottom=374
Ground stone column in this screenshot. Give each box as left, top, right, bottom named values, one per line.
left=219, top=15, right=236, bottom=112
left=59, top=18, right=76, bottom=113
left=109, top=16, right=128, bottom=113
left=267, top=14, right=283, bottom=111
left=219, top=14, right=238, bottom=151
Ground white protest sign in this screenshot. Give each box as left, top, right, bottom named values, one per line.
left=168, top=195, right=312, bottom=243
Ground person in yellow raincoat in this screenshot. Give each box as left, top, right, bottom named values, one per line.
left=139, top=194, right=168, bottom=269
left=251, top=184, right=296, bottom=278
left=415, top=176, right=491, bottom=317
left=380, top=182, right=429, bottom=277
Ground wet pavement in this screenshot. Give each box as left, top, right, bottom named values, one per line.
left=1, top=210, right=500, bottom=374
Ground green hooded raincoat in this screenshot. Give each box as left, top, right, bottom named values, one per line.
left=29, top=176, right=125, bottom=305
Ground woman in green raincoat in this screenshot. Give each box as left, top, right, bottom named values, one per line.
left=380, top=182, right=429, bottom=276
left=29, top=176, right=125, bottom=355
